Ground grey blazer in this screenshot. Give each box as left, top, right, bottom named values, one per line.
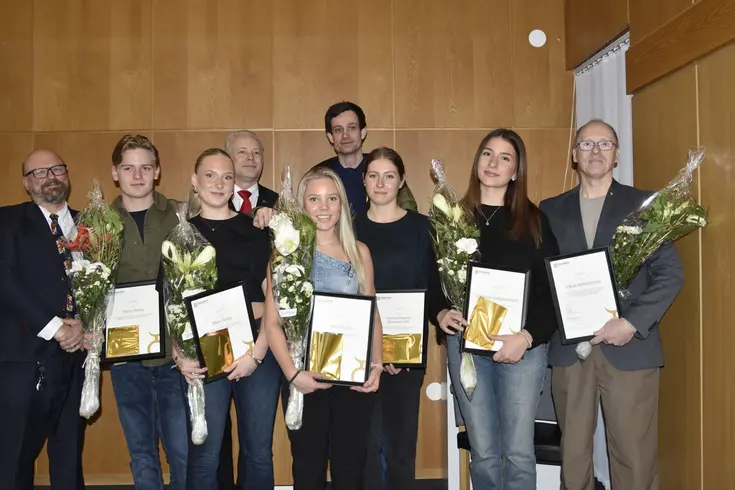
left=539, top=180, right=684, bottom=371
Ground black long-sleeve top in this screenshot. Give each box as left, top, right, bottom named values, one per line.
left=475, top=204, right=560, bottom=348
left=354, top=210, right=451, bottom=328
left=189, top=213, right=271, bottom=302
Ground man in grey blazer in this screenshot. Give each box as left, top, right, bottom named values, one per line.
left=540, top=119, right=684, bottom=490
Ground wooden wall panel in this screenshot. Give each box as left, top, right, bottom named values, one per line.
left=393, top=0, right=514, bottom=129
left=0, top=134, right=35, bottom=206
left=0, top=2, right=33, bottom=132
left=152, top=0, right=273, bottom=130
left=631, top=66, right=701, bottom=490
left=512, top=0, right=573, bottom=128
left=33, top=0, right=152, bottom=132
left=272, top=0, right=393, bottom=130
left=628, top=0, right=693, bottom=43
left=564, top=0, right=628, bottom=70
left=33, top=132, right=150, bottom=209
left=698, top=41, right=735, bottom=490
left=516, top=129, right=574, bottom=202
left=152, top=130, right=275, bottom=199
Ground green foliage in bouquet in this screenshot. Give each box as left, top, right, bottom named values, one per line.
left=611, top=149, right=707, bottom=291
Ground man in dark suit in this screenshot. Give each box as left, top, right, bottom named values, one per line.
left=540, top=120, right=685, bottom=490
left=0, top=149, right=87, bottom=490
left=219, top=130, right=280, bottom=490
left=225, top=130, right=278, bottom=215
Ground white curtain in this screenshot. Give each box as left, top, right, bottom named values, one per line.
left=575, top=33, right=633, bottom=186
left=573, top=32, right=633, bottom=490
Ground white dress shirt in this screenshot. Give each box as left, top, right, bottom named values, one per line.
left=232, top=183, right=259, bottom=212
left=36, top=203, right=76, bottom=341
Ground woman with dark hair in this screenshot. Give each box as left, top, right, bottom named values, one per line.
left=174, top=148, right=281, bottom=490
left=442, top=130, right=559, bottom=489
left=354, top=147, right=452, bottom=490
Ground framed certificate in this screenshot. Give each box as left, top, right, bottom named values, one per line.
left=104, top=281, right=166, bottom=363
left=376, top=290, right=428, bottom=368
left=545, top=247, right=621, bottom=345
left=461, top=262, right=531, bottom=355
left=305, top=291, right=376, bottom=387
left=184, top=283, right=258, bottom=383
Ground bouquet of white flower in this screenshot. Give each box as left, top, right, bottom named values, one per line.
left=269, top=167, right=317, bottom=430
left=65, top=180, right=124, bottom=419
left=161, top=200, right=218, bottom=444
left=576, top=148, right=708, bottom=360
left=428, top=159, right=480, bottom=398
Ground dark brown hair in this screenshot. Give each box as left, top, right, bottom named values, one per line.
left=363, top=147, right=406, bottom=178
left=461, top=129, right=542, bottom=246
left=194, top=148, right=232, bottom=172
left=112, top=134, right=159, bottom=166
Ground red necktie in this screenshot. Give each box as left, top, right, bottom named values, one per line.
left=238, top=190, right=252, bottom=214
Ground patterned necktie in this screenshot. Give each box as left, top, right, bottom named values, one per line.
left=238, top=189, right=253, bottom=214
left=50, top=213, right=76, bottom=318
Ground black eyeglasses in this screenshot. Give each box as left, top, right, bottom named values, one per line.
left=24, top=164, right=68, bottom=180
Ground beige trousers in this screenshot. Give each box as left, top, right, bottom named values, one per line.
left=551, top=346, right=660, bottom=490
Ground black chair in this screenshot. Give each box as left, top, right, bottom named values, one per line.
left=456, top=421, right=562, bottom=466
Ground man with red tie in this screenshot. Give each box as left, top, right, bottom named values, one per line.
left=226, top=130, right=278, bottom=216
left=219, top=130, right=279, bottom=490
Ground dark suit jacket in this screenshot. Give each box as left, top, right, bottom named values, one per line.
left=0, top=202, right=77, bottom=362
left=540, top=180, right=684, bottom=371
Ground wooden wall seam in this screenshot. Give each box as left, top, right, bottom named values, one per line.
left=626, top=0, right=735, bottom=93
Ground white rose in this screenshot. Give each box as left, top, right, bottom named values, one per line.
left=455, top=237, right=478, bottom=255
left=432, top=194, right=452, bottom=217
left=274, top=227, right=300, bottom=256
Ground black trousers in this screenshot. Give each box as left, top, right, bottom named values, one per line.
left=363, top=369, right=424, bottom=490
left=0, top=353, right=85, bottom=490
left=283, top=381, right=376, bottom=490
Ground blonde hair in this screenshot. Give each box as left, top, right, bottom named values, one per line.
left=297, top=167, right=366, bottom=292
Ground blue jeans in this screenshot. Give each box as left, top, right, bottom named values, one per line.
left=110, top=360, right=188, bottom=490
left=447, top=335, right=548, bottom=490
left=185, top=349, right=281, bottom=490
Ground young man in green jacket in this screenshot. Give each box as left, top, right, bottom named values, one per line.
left=108, top=134, right=187, bottom=490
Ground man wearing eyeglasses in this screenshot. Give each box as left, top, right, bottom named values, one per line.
left=540, top=119, right=684, bottom=490
left=0, top=150, right=86, bottom=489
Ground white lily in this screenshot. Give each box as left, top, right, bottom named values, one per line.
left=275, top=227, right=300, bottom=256
left=192, top=245, right=216, bottom=268
left=452, top=205, right=464, bottom=223
left=162, top=240, right=180, bottom=263
left=432, top=194, right=452, bottom=217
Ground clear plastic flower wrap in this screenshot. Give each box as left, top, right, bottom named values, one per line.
left=269, top=166, right=317, bottom=430
left=428, top=159, right=480, bottom=399
left=575, top=148, right=708, bottom=360
left=160, top=198, right=217, bottom=444
left=65, top=180, right=124, bottom=419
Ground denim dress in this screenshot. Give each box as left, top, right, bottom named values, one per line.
left=311, top=250, right=359, bottom=295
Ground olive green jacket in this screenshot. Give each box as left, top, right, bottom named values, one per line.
left=112, top=192, right=179, bottom=366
